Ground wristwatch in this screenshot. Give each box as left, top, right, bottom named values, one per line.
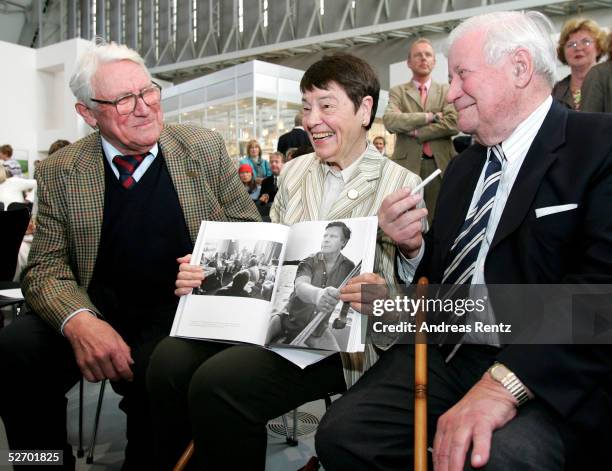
left=488, top=362, right=532, bottom=407
left=431, top=113, right=440, bottom=123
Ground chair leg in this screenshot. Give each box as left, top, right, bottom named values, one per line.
left=77, top=378, right=84, bottom=458
left=86, top=379, right=106, bottom=464
left=282, top=410, right=298, bottom=446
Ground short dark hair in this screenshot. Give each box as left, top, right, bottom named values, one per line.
left=0, top=144, right=13, bottom=157
left=300, top=53, right=380, bottom=130
left=325, top=221, right=352, bottom=243
left=48, top=139, right=71, bottom=156
left=269, top=151, right=285, bottom=163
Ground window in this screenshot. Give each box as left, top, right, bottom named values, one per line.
left=238, top=0, right=244, bottom=33
left=263, top=0, right=268, bottom=28
left=192, top=0, right=198, bottom=42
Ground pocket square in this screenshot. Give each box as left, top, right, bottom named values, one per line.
left=535, top=204, right=578, bottom=218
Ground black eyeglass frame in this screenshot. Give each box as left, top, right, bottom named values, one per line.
left=90, top=81, right=162, bottom=115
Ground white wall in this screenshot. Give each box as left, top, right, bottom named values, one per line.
left=0, top=41, right=37, bottom=171
left=0, top=38, right=91, bottom=174
left=36, top=38, right=92, bottom=154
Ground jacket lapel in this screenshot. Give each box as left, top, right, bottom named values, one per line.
left=438, top=144, right=487, bottom=261
left=301, top=159, right=324, bottom=222
left=425, top=82, right=442, bottom=111
left=159, top=126, right=208, bottom=243
left=490, top=101, right=566, bottom=250
left=327, top=146, right=380, bottom=220
left=405, top=82, right=423, bottom=110
left=66, top=133, right=105, bottom=288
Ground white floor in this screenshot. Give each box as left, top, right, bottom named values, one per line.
left=0, top=375, right=327, bottom=471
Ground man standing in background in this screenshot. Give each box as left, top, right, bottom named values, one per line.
left=383, top=38, right=457, bottom=223
left=277, top=111, right=310, bottom=156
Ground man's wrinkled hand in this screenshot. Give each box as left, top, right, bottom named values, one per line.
left=175, top=254, right=205, bottom=296
left=378, top=189, right=426, bottom=259
left=433, top=373, right=518, bottom=471
left=340, top=272, right=387, bottom=313
left=63, top=312, right=134, bottom=383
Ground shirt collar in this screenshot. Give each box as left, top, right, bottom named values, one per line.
left=495, top=96, right=552, bottom=163
left=101, top=135, right=159, bottom=162
left=412, top=78, right=432, bottom=91
left=320, top=140, right=368, bottom=183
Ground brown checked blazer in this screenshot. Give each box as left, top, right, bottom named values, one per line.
left=22, top=124, right=260, bottom=331
left=384, top=80, right=458, bottom=176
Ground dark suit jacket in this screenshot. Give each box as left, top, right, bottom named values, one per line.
left=260, top=174, right=278, bottom=203
left=277, top=127, right=310, bottom=155
left=415, top=101, right=612, bottom=468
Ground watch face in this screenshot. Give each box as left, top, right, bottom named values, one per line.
left=490, top=363, right=511, bottom=382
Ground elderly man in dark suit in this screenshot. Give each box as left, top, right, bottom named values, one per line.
left=0, top=41, right=259, bottom=470
left=317, top=10, right=612, bottom=471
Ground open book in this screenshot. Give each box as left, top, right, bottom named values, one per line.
left=171, top=216, right=378, bottom=356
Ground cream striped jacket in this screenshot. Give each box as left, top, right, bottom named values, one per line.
left=270, top=143, right=422, bottom=387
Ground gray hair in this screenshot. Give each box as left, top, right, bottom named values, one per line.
left=69, top=38, right=150, bottom=108
left=294, top=111, right=303, bottom=127
left=447, top=11, right=557, bottom=87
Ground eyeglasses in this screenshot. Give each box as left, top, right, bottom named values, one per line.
left=565, top=38, right=593, bottom=49
left=91, top=82, right=162, bottom=115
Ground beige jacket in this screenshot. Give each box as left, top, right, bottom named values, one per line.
left=384, top=80, right=458, bottom=175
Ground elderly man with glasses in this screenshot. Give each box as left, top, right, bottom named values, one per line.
left=0, top=41, right=259, bottom=470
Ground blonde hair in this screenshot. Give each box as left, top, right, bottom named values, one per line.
left=0, top=167, right=7, bottom=184
left=246, top=139, right=262, bottom=158
left=557, top=18, right=606, bottom=65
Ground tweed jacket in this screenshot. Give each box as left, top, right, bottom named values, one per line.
left=383, top=80, right=458, bottom=176
left=22, top=124, right=260, bottom=331
left=581, top=61, right=612, bottom=113
left=270, top=144, right=422, bottom=387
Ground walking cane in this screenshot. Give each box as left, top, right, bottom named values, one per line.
left=173, top=440, right=194, bottom=471
left=414, top=277, right=429, bottom=471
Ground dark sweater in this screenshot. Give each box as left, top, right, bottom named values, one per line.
left=88, top=151, right=193, bottom=335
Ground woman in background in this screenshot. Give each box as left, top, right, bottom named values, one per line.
left=553, top=18, right=606, bottom=110
left=239, top=139, right=271, bottom=184
left=238, top=163, right=261, bottom=201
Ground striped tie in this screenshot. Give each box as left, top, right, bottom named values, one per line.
left=442, top=145, right=504, bottom=285
left=113, top=154, right=147, bottom=189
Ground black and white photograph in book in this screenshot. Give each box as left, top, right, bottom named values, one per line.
left=267, top=220, right=364, bottom=351
left=193, top=238, right=282, bottom=301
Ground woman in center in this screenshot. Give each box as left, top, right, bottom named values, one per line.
left=147, top=53, right=427, bottom=470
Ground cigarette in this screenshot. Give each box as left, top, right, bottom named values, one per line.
left=410, top=169, right=441, bottom=195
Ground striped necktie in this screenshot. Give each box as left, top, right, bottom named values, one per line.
left=113, top=153, right=147, bottom=189
left=442, top=144, right=504, bottom=285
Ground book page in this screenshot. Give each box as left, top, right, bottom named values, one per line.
left=266, top=216, right=378, bottom=353
left=171, top=221, right=290, bottom=345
